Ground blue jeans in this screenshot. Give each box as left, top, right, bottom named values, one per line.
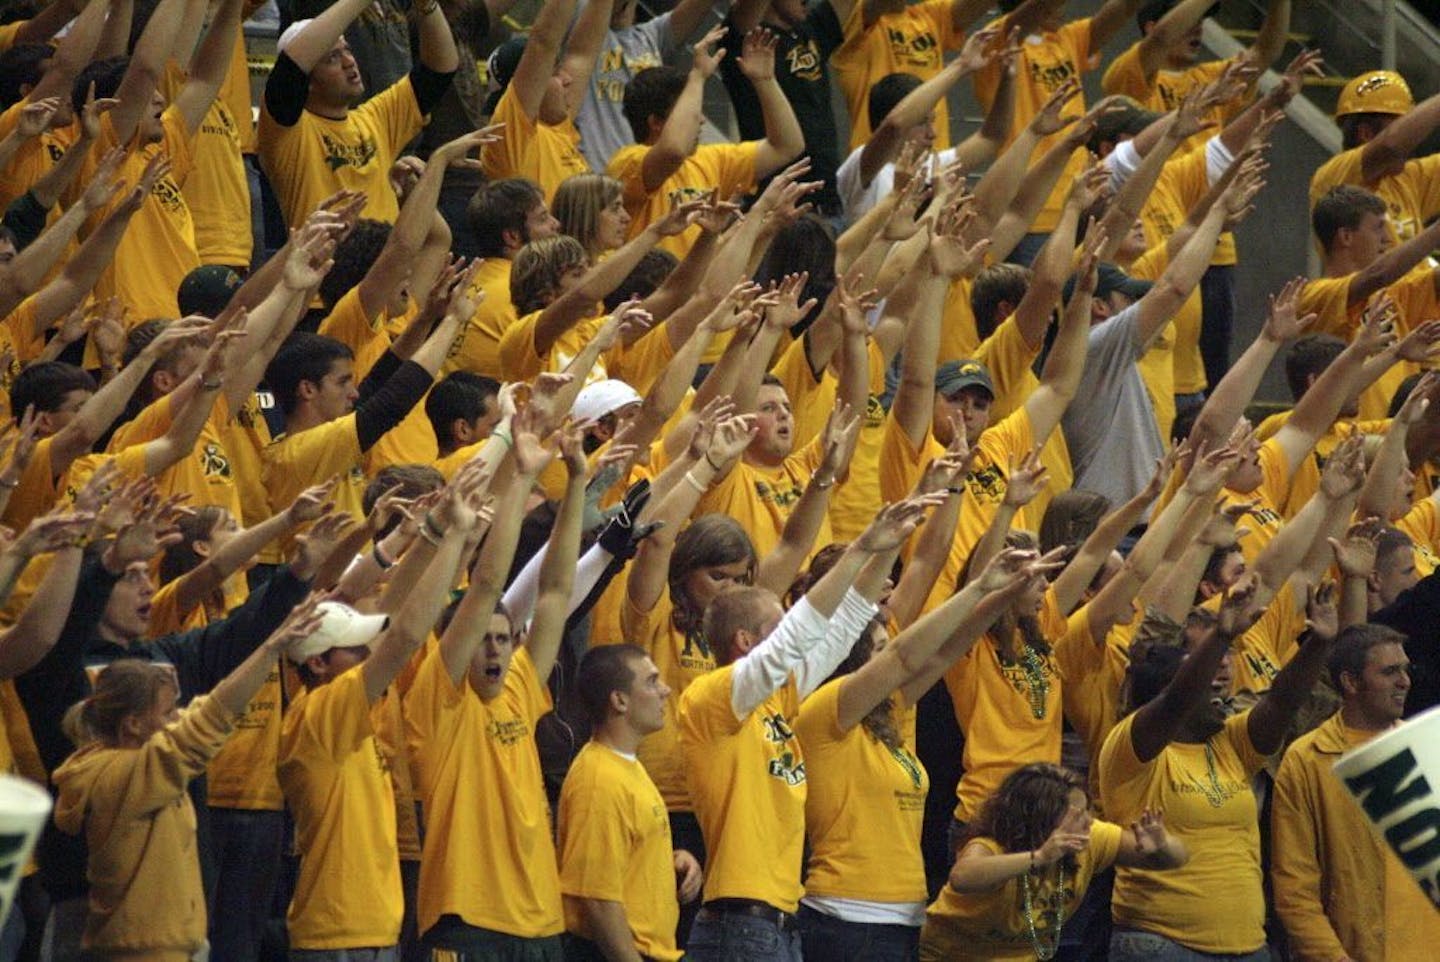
left=1110, top=928, right=1271, bottom=962
left=208, top=807, right=285, bottom=962
left=686, top=907, right=801, bottom=962
left=796, top=905, right=918, bottom=961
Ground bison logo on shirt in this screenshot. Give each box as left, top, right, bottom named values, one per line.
left=966, top=464, right=1008, bottom=502
left=320, top=133, right=378, bottom=173
left=785, top=40, right=823, bottom=82
left=889, top=29, right=939, bottom=68
left=1029, top=59, right=1077, bottom=93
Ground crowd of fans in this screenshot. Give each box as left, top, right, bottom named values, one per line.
left=0, top=0, right=1433, bottom=959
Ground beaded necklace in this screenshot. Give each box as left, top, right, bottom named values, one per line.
left=1191, top=741, right=1228, bottom=809
left=1018, top=644, right=1050, bottom=720
left=1020, top=865, right=1068, bottom=960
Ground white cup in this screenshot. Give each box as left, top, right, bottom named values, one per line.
left=1333, top=704, right=1440, bottom=907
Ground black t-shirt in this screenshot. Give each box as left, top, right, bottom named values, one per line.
left=719, top=2, right=845, bottom=215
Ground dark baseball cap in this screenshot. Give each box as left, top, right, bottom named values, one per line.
left=935, top=359, right=995, bottom=400
left=1095, top=263, right=1154, bottom=302
left=176, top=265, right=242, bottom=318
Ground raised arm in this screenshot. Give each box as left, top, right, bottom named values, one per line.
left=1360, top=377, right=1433, bottom=521
left=1247, top=582, right=1337, bottom=754
left=172, top=0, right=242, bottom=136
left=641, top=27, right=724, bottom=191
left=971, top=79, right=1080, bottom=232
left=561, top=0, right=614, bottom=116
left=1346, top=216, right=1440, bottom=309
left=110, top=0, right=192, bottom=143
left=25, top=0, right=111, bottom=104
left=1023, top=192, right=1098, bottom=446
left=1089, top=0, right=1148, bottom=51
left=438, top=418, right=548, bottom=683
left=526, top=427, right=587, bottom=681
left=1189, top=277, right=1311, bottom=450
left=858, top=25, right=1006, bottom=186
left=0, top=514, right=94, bottom=680
left=365, top=482, right=481, bottom=702
left=1129, top=575, right=1261, bottom=762
left=1358, top=90, right=1440, bottom=184
left=734, top=27, right=804, bottom=179
left=1133, top=0, right=1222, bottom=80
left=277, top=0, right=372, bottom=72
left=511, top=0, right=579, bottom=120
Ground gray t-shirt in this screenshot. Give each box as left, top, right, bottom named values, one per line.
left=1061, top=303, right=1164, bottom=513
left=576, top=13, right=674, bottom=171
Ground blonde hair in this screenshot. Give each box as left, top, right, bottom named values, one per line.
left=61, top=661, right=177, bottom=747
left=510, top=236, right=589, bottom=315
left=552, top=174, right=624, bottom=258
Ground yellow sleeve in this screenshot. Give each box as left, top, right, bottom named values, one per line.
left=677, top=665, right=742, bottom=739
left=1309, top=148, right=1366, bottom=208
left=481, top=86, right=534, bottom=182
left=498, top=310, right=545, bottom=381
left=609, top=325, right=676, bottom=398
left=401, top=645, right=465, bottom=748
left=1270, top=746, right=1351, bottom=961
left=1088, top=819, right=1125, bottom=874
left=1408, top=154, right=1440, bottom=225
left=1096, top=713, right=1148, bottom=812
left=301, top=664, right=376, bottom=757
left=1102, top=43, right=1150, bottom=98
left=1298, top=276, right=1359, bottom=339
left=115, top=695, right=234, bottom=817
left=974, top=315, right=1040, bottom=410
left=1256, top=436, right=1294, bottom=508
left=1223, top=709, right=1269, bottom=775
left=353, top=75, right=425, bottom=165
left=557, top=756, right=633, bottom=901
left=878, top=417, right=940, bottom=503
left=607, top=145, right=651, bottom=211
left=159, top=105, right=196, bottom=185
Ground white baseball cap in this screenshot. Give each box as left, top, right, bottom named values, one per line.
left=572, top=380, right=641, bottom=423
left=287, top=601, right=389, bottom=664
left=276, top=19, right=314, bottom=57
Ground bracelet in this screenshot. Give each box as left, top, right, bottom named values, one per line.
left=945, top=485, right=964, bottom=496
left=704, top=453, right=723, bottom=472
left=372, top=542, right=394, bottom=570
left=417, top=525, right=444, bottom=548
left=1029, top=850, right=1037, bottom=874
left=0, top=476, right=18, bottom=490
left=682, top=471, right=707, bottom=493
left=200, top=377, right=223, bottom=392
left=811, top=474, right=835, bottom=490
left=422, top=513, right=446, bottom=542
left=492, top=430, right=513, bottom=448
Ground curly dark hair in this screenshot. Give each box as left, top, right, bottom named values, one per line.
left=968, top=763, right=1087, bottom=862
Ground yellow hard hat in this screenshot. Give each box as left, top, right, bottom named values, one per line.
left=1336, top=70, right=1414, bottom=118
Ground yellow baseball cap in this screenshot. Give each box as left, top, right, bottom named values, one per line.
left=1336, top=70, right=1414, bottom=118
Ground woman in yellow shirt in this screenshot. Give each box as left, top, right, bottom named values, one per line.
left=794, top=527, right=1060, bottom=960
left=51, top=601, right=319, bottom=961
left=921, top=763, right=1186, bottom=962
left=1098, top=575, right=1337, bottom=960
left=552, top=173, right=632, bottom=263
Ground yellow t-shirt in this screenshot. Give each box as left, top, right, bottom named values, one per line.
left=161, top=57, right=251, bottom=268
left=694, top=440, right=831, bottom=562
left=1299, top=267, right=1438, bottom=420
left=1252, top=411, right=1387, bottom=519
left=497, top=309, right=612, bottom=384
left=607, top=141, right=757, bottom=259
left=621, top=590, right=716, bottom=812
left=878, top=407, right=1037, bottom=615
left=945, top=596, right=1071, bottom=821
left=1310, top=147, right=1440, bottom=245
left=557, top=741, right=682, bottom=961
left=206, top=667, right=285, bottom=810
left=218, top=392, right=275, bottom=527
left=1099, top=710, right=1269, bottom=955
left=108, top=393, right=245, bottom=524
left=1128, top=245, right=1181, bottom=442
left=445, top=257, right=515, bottom=378
left=88, top=107, right=199, bottom=322
left=260, top=415, right=368, bottom=562
left=794, top=679, right=929, bottom=904
left=975, top=315, right=1073, bottom=529
left=258, top=76, right=423, bottom=229
left=0, top=103, right=75, bottom=212
left=677, top=665, right=807, bottom=911
left=1218, top=436, right=1291, bottom=565
left=318, top=287, right=392, bottom=381
left=919, top=821, right=1123, bottom=961
left=481, top=85, right=590, bottom=201
left=404, top=646, right=561, bottom=938
left=1053, top=609, right=1137, bottom=812
left=279, top=666, right=402, bottom=950
left=1142, top=148, right=1212, bottom=394
left=222, top=29, right=257, bottom=156
left=939, top=277, right=979, bottom=364
left=1227, top=582, right=1305, bottom=697
left=973, top=17, right=1094, bottom=234
left=1397, top=498, right=1440, bottom=578
left=830, top=0, right=962, bottom=151
left=0, top=435, right=58, bottom=531
left=827, top=341, right=888, bottom=542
